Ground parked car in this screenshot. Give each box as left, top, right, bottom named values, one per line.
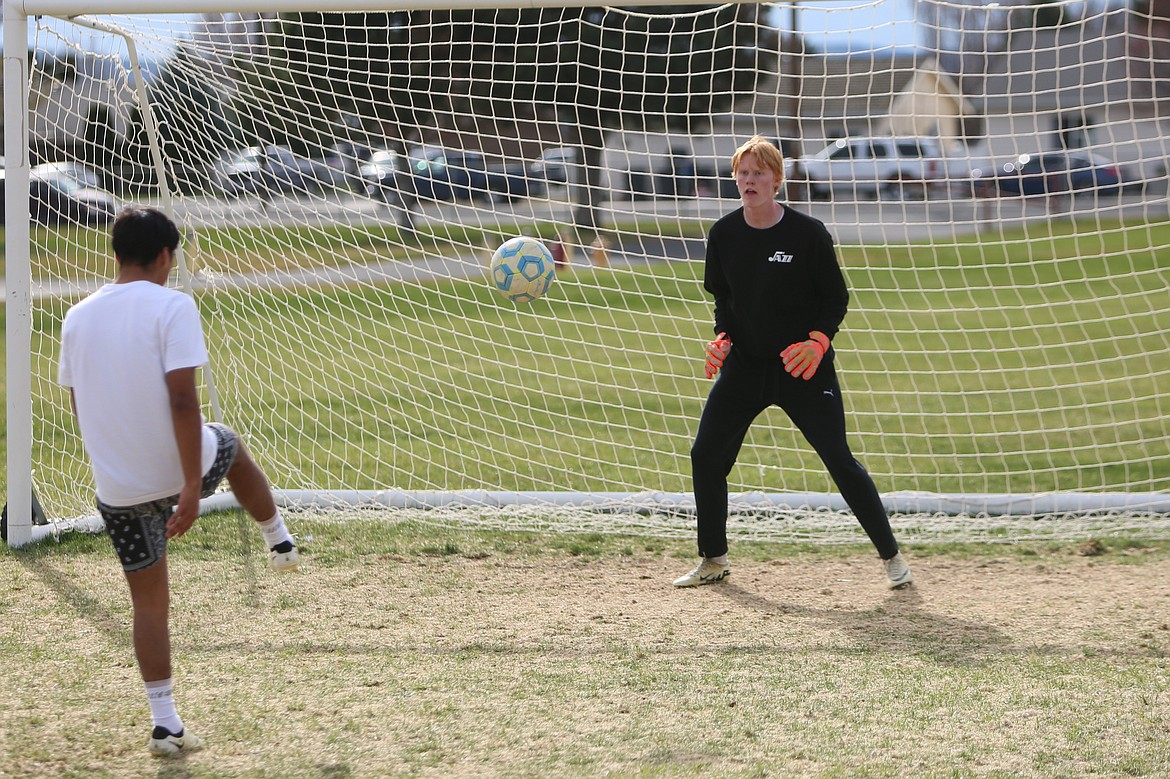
left=624, top=152, right=740, bottom=201
left=625, top=146, right=700, bottom=200
left=31, top=161, right=104, bottom=191
left=485, top=157, right=546, bottom=202
left=794, top=136, right=969, bottom=200
left=974, top=151, right=1127, bottom=197
left=694, top=160, right=741, bottom=199
left=0, top=168, right=117, bottom=226
left=328, top=141, right=377, bottom=193
left=359, top=148, right=421, bottom=228
left=530, top=146, right=579, bottom=187
left=406, top=147, right=544, bottom=203
left=403, top=147, right=483, bottom=201
left=360, top=149, right=413, bottom=206
left=214, top=145, right=345, bottom=197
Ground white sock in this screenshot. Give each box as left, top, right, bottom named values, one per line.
left=144, top=678, right=184, bottom=734
left=709, top=554, right=729, bottom=566
left=257, top=511, right=293, bottom=549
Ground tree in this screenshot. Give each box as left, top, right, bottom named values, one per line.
left=83, top=105, right=117, bottom=169
left=276, top=12, right=410, bottom=152
left=1130, top=0, right=1170, bottom=101
left=255, top=7, right=768, bottom=230
left=148, top=43, right=239, bottom=191
left=916, top=0, right=1016, bottom=80
left=556, top=5, right=764, bottom=228
left=1029, top=0, right=1072, bottom=28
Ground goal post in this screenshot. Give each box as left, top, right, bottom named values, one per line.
left=5, top=0, right=1170, bottom=548
left=5, top=0, right=33, bottom=547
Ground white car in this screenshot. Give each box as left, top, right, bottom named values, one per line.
left=31, top=161, right=105, bottom=190
left=791, top=137, right=970, bottom=200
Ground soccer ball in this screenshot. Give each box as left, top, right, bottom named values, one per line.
left=489, top=236, right=555, bottom=303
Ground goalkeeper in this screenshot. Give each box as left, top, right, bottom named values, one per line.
left=673, top=135, right=913, bottom=591
left=58, top=206, right=301, bottom=757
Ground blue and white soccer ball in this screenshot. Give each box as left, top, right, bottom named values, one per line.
left=490, top=236, right=556, bottom=303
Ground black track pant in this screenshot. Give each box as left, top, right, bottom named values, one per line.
left=690, top=350, right=900, bottom=560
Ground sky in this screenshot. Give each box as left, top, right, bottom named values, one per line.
left=795, top=0, right=920, bottom=52
left=16, top=1, right=922, bottom=58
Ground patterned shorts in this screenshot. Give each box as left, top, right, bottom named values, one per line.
left=98, top=423, right=239, bottom=572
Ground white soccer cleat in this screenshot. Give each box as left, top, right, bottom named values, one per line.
left=673, top=558, right=731, bottom=587
left=883, top=552, right=914, bottom=590
left=269, top=541, right=301, bottom=573
left=148, top=727, right=203, bottom=757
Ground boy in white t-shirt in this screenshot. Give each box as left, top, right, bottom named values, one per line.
left=58, top=206, right=300, bottom=757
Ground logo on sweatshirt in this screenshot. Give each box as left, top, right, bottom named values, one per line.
left=768, top=251, right=793, bottom=263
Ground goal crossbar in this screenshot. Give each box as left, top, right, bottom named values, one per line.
left=16, top=0, right=700, bottom=16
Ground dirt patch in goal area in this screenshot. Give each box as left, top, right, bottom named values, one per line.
left=378, top=551, right=1170, bottom=657
left=6, top=547, right=1170, bottom=777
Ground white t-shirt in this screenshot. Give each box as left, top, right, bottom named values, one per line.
left=58, top=281, right=218, bottom=506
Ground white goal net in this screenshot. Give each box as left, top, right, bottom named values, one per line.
left=5, top=0, right=1170, bottom=546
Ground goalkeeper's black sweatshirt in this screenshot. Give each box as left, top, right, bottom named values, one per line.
left=703, top=205, right=849, bottom=362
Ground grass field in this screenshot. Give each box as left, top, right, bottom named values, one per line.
left=16, top=215, right=1170, bottom=518
left=2, top=518, right=1169, bottom=778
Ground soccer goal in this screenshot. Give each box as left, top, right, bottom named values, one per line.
left=5, top=0, right=1170, bottom=547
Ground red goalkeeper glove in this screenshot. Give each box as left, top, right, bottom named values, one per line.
left=781, top=330, right=830, bottom=380
left=704, top=332, right=731, bottom=379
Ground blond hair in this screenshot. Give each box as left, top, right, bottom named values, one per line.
left=730, top=135, right=786, bottom=189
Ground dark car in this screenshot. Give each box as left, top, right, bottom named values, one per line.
left=628, top=159, right=738, bottom=199
left=214, top=145, right=345, bottom=197
left=694, top=160, right=741, bottom=199
left=406, top=148, right=543, bottom=203
left=402, top=147, right=480, bottom=202
left=983, top=152, right=1125, bottom=196
left=625, top=147, right=697, bottom=200
left=360, top=149, right=412, bottom=205
left=529, top=146, right=578, bottom=187
left=0, top=168, right=117, bottom=226
left=328, top=141, right=377, bottom=193
left=359, top=149, right=422, bottom=228
left=485, top=158, right=546, bottom=202
left=624, top=147, right=738, bottom=200
left=363, top=147, right=479, bottom=203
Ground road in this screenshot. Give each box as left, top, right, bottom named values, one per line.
left=9, top=189, right=1165, bottom=300
left=170, top=188, right=1164, bottom=243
